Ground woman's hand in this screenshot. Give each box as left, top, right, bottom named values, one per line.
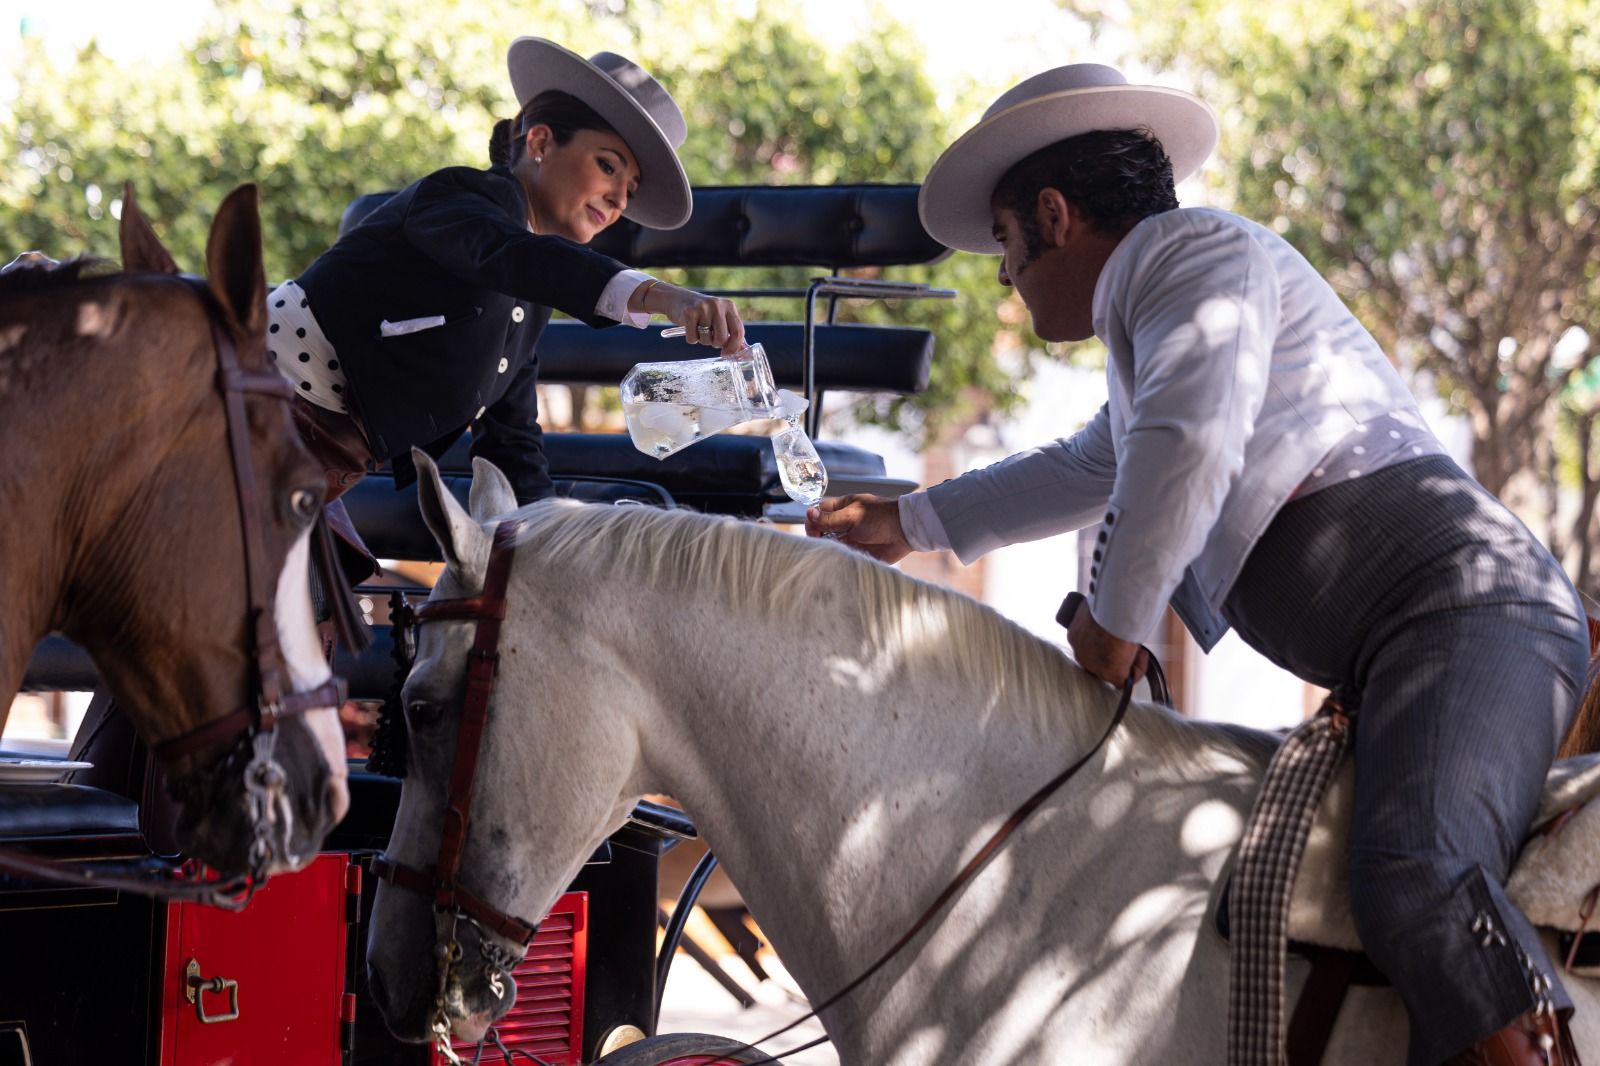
left=804, top=494, right=913, bottom=564
left=633, top=280, right=746, bottom=355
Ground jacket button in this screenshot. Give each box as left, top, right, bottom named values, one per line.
left=475, top=406, right=486, bottom=420
left=497, top=357, right=509, bottom=373
left=511, top=306, right=525, bottom=323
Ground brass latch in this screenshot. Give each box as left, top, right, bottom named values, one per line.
left=184, top=958, right=240, bottom=1024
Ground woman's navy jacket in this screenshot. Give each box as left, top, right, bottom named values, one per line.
left=297, top=164, right=627, bottom=503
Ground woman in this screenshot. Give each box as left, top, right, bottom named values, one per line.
left=269, top=38, right=742, bottom=540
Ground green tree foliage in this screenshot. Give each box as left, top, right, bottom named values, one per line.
left=1126, top=0, right=1600, bottom=588
left=0, top=0, right=1032, bottom=443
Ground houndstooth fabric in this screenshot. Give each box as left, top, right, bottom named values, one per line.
left=1228, top=698, right=1354, bottom=1066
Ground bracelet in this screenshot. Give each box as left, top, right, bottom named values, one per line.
left=634, top=277, right=661, bottom=313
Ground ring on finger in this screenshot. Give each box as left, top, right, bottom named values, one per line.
left=696, top=324, right=712, bottom=335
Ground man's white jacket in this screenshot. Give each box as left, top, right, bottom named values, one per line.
left=908, top=207, right=1425, bottom=650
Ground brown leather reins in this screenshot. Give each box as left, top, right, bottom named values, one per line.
left=0, top=275, right=351, bottom=907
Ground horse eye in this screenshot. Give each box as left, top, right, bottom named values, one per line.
left=407, top=700, right=444, bottom=726
left=289, top=487, right=321, bottom=523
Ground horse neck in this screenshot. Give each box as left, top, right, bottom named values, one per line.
left=0, top=279, right=218, bottom=719
left=613, top=577, right=1135, bottom=999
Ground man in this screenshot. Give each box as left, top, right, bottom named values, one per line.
left=805, top=63, right=1586, bottom=1065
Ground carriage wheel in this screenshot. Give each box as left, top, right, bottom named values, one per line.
left=592, top=1032, right=772, bottom=1065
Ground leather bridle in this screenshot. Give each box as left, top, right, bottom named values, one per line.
left=0, top=275, right=348, bottom=906
left=369, top=519, right=537, bottom=1064
left=371, top=519, right=536, bottom=943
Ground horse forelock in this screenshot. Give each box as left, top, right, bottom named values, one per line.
left=502, top=500, right=1274, bottom=768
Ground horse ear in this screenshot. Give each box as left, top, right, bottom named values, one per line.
left=204, top=183, right=269, bottom=360
left=468, top=457, right=518, bottom=522
left=118, top=183, right=179, bottom=275
left=414, top=448, right=490, bottom=577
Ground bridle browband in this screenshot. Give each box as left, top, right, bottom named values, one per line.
left=372, top=519, right=540, bottom=944
left=0, top=274, right=347, bottom=907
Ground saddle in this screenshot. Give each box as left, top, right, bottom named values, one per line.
left=1217, top=751, right=1600, bottom=975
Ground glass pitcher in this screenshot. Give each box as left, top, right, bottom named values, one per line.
left=621, top=343, right=782, bottom=459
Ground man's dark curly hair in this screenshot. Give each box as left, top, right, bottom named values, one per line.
left=992, top=128, right=1178, bottom=265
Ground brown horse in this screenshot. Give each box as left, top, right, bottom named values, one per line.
left=0, top=185, right=348, bottom=876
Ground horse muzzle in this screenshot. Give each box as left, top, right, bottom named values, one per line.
left=442, top=958, right=518, bottom=1045
left=170, top=716, right=345, bottom=877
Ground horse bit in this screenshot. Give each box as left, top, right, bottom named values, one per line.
left=0, top=275, right=349, bottom=907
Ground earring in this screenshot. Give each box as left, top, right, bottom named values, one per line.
left=533, top=155, right=543, bottom=164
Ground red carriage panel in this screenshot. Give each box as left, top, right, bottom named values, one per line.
left=159, top=853, right=353, bottom=1066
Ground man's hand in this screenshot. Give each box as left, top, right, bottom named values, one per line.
left=1066, top=602, right=1148, bottom=687
left=804, top=494, right=912, bottom=564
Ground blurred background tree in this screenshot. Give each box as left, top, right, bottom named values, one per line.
left=0, top=0, right=1037, bottom=444
left=1123, top=0, right=1600, bottom=593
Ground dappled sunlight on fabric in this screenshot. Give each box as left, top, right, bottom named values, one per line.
left=1193, top=293, right=1248, bottom=342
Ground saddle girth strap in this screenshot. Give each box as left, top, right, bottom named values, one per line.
left=1228, top=696, right=1356, bottom=1066
left=1285, top=947, right=1361, bottom=1066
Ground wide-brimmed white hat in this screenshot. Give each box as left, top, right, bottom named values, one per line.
left=507, top=37, right=691, bottom=230
left=919, top=64, right=1218, bottom=254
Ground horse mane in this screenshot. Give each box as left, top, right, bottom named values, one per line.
left=0, top=255, right=119, bottom=296
left=511, top=500, right=1277, bottom=767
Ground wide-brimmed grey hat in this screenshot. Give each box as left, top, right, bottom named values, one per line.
left=918, top=64, right=1218, bottom=254
left=507, top=37, right=691, bottom=230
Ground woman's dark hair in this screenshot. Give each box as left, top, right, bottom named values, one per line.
left=993, top=128, right=1179, bottom=263
left=489, top=90, right=620, bottom=166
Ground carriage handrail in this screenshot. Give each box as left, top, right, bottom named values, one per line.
left=802, top=277, right=955, bottom=437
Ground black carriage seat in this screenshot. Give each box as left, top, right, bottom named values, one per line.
left=0, top=783, right=141, bottom=851
left=336, top=183, right=946, bottom=521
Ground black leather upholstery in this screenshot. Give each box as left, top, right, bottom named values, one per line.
left=337, top=430, right=887, bottom=558
left=342, top=184, right=948, bottom=269
left=0, top=783, right=141, bottom=839
left=538, top=319, right=930, bottom=393
left=19, top=635, right=99, bottom=692
left=588, top=184, right=948, bottom=268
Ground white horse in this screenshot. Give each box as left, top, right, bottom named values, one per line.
left=366, top=453, right=1600, bottom=1064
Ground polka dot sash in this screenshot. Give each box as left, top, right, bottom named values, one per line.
left=266, top=279, right=349, bottom=414
left=1292, top=409, right=1447, bottom=499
